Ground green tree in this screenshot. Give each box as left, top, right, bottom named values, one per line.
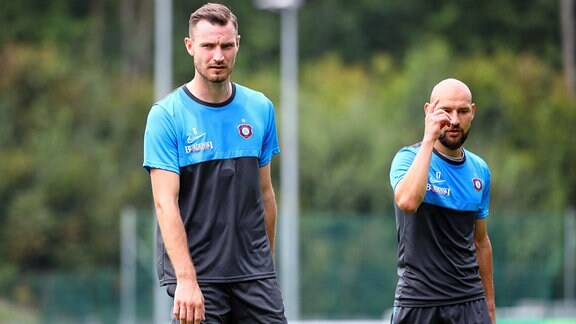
left=0, top=43, right=152, bottom=271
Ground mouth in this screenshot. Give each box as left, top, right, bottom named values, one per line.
left=445, top=128, right=462, bottom=136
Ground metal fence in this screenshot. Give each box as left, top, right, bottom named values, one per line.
left=1, top=210, right=575, bottom=323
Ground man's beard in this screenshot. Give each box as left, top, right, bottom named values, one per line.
left=195, top=57, right=236, bottom=83
left=197, top=67, right=230, bottom=83
left=439, top=128, right=470, bottom=150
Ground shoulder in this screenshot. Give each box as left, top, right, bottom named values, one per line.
left=145, top=87, right=191, bottom=134
left=463, top=149, right=491, bottom=180
left=395, top=142, right=421, bottom=156
left=463, top=149, right=489, bottom=169
left=391, top=143, right=420, bottom=167
left=234, top=83, right=273, bottom=106
left=150, top=86, right=187, bottom=116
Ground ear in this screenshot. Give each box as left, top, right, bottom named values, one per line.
left=236, top=35, right=241, bottom=49
left=423, top=102, right=431, bottom=115
left=184, top=37, right=194, bottom=56
left=470, top=103, right=477, bottom=120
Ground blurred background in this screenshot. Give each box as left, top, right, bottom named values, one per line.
left=1, top=0, right=575, bottom=323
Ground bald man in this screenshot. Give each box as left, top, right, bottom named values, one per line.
left=389, top=78, right=495, bottom=323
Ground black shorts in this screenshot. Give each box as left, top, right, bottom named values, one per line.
left=168, top=278, right=287, bottom=324
left=391, top=299, right=491, bottom=324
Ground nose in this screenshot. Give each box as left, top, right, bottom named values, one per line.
left=447, top=112, right=461, bottom=128
left=213, top=49, right=224, bottom=63
left=450, top=110, right=460, bottom=126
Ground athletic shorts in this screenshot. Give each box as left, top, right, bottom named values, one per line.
left=391, top=299, right=491, bottom=324
left=168, top=278, right=287, bottom=324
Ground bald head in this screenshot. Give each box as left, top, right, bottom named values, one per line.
left=430, top=78, right=472, bottom=104
left=424, top=78, right=476, bottom=153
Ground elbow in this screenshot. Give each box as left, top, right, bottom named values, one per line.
left=153, top=197, right=166, bottom=213
left=261, top=187, right=275, bottom=204
left=475, top=235, right=492, bottom=251
left=153, top=201, right=165, bottom=219
left=395, top=194, right=421, bottom=213
left=153, top=199, right=177, bottom=220
left=393, top=181, right=424, bottom=213
left=397, top=203, right=419, bottom=214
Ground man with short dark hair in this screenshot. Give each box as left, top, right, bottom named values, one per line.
left=143, top=3, right=287, bottom=323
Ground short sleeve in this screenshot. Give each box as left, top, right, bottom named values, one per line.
left=476, top=166, right=491, bottom=219
left=389, top=147, right=416, bottom=191
left=143, top=104, right=180, bottom=174
left=258, top=99, right=280, bottom=167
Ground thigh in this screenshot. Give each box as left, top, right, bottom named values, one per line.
left=228, top=278, right=287, bottom=324
left=438, top=299, right=491, bottom=324
left=391, top=305, right=439, bottom=324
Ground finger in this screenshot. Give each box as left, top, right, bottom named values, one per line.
left=193, top=304, right=205, bottom=322
left=426, top=109, right=450, bottom=125
left=433, top=107, right=452, bottom=125
left=188, top=307, right=198, bottom=324
left=179, top=307, right=188, bottom=323
left=173, top=303, right=180, bottom=320
left=426, top=97, right=440, bottom=115
left=198, top=306, right=206, bottom=321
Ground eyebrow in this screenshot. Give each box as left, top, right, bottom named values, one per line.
left=199, top=38, right=236, bottom=46
left=439, top=106, right=471, bottom=111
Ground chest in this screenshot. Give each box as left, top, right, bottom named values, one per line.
left=423, top=160, right=486, bottom=211
left=167, top=101, right=270, bottom=169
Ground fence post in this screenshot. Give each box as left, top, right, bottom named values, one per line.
left=120, top=206, right=137, bottom=324
left=565, top=207, right=576, bottom=301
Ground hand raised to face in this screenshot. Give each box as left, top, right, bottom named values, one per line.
left=423, top=98, right=452, bottom=142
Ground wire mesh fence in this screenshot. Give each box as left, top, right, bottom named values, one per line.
left=1, top=210, right=574, bottom=323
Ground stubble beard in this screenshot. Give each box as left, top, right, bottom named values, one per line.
left=197, top=66, right=230, bottom=83
left=195, top=56, right=236, bottom=84
left=439, top=128, right=470, bottom=150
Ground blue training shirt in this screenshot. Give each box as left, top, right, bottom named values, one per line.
left=389, top=143, right=491, bottom=307
left=143, top=83, right=280, bottom=285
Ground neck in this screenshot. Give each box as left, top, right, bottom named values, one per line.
left=187, top=78, right=232, bottom=103
left=434, top=143, right=463, bottom=158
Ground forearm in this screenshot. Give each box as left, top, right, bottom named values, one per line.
left=155, top=200, right=205, bottom=324
left=258, top=164, right=278, bottom=256
left=150, top=169, right=197, bottom=282
left=394, top=138, right=435, bottom=212
left=156, top=204, right=197, bottom=282
left=262, top=189, right=278, bottom=255
left=476, top=237, right=495, bottom=322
